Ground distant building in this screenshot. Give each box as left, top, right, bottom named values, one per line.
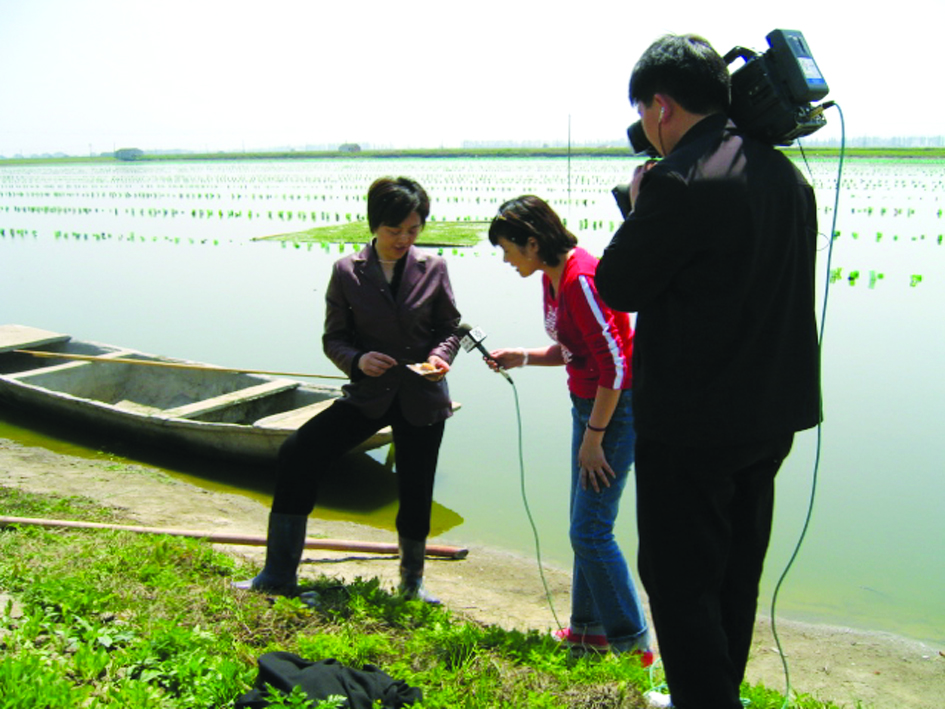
left=339, top=143, right=361, bottom=153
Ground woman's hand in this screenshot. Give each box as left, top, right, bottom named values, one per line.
left=487, top=348, right=526, bottom=371
left=358, top=351, right=397, bottom=377
left=579, top=433, right=615, bottom=493
left=424, top=355, right=450, bottom=382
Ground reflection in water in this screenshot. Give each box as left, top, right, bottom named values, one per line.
left=0, top=402, right=463, bottom=536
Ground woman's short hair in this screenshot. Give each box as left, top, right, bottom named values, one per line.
left=367, top=177, right=430, bottom=233
left=629, top=34, right=731, bottom=115
left=488, top=195, right=577, bottom=267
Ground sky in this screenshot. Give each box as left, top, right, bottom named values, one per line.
left=1, top=0, right=943, bottom=156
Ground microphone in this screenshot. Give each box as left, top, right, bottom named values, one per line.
left=457, top=323, right=512, bottom=383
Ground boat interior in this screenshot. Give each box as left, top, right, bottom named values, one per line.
left=1, top=332, right=339, bottom=428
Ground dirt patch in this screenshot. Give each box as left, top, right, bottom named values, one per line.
left=1, top=438, right=942, bottom=709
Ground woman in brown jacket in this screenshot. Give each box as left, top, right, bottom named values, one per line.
left=236, top=176, right=462, bottom=603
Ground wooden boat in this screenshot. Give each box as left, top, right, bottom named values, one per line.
left=0, top=324, right=393, bottom=463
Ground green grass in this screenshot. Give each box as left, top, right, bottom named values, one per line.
left=0, top=485, right=844, bottom=708
left=256, top=220, right=488, bottom=247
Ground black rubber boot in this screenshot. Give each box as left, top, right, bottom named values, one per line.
left=398, top=535, right=440, bottom=604
left=232, top=513, right=307, bottom=592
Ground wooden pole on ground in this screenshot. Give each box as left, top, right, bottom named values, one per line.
left=0, top=515, right=468, bottom=560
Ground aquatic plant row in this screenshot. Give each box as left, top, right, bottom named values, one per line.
left=2, top=156, right=942, bottom=287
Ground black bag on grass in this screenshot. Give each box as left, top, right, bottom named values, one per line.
left=234, top=651, right=423, bottom=709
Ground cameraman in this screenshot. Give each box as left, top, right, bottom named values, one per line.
left=596, top=34, right=822, bottom=709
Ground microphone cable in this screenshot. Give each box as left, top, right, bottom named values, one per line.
left=769, top=99, right=844, bottom=709
left=459, top=323, right=563, bottom=629
left=502, top=372, right=565, bottom=632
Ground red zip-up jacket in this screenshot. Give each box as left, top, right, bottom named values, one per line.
left=542, top=246, right=633, bottom=399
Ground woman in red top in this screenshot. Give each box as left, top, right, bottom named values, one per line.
left=487, top=195, right=651, bottom=662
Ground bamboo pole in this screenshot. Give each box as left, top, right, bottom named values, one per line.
left=0, top=516, right=468, bottom=560
left=13, top=349, right=347, bottom=381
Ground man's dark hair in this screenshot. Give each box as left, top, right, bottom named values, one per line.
left=629, top=34, right=731, bottom=115
left=367, top=176, right=430, bottom=232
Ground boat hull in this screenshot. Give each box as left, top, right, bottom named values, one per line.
left=0, top=325, right=391, bottom=463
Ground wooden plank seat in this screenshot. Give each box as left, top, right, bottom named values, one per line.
left=98, top=349, right=139, bottom=359
left=5, top=359, right=90, bottom=380
left=0, top=325, right=70, bottom=354
left=161, top=379, right=300, bottom=420
left=252, top=398, right=335, bottom=429
left=113, top=400, right=165, bottom=416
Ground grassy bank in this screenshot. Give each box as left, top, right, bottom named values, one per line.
left=0, top=486, right=843, bottom=708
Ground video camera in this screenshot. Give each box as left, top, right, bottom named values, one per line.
left=614, top=29, right=830, bottom=216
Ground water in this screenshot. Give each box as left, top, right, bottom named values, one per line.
left=1, top=157, right=943, bottom=645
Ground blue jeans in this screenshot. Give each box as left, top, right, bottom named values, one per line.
left=569, top=389, right=648, bottom=652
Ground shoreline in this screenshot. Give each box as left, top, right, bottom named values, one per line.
left=1, top=437, right=942, bottom=709
left=4, top=147, right=944, bottom=166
